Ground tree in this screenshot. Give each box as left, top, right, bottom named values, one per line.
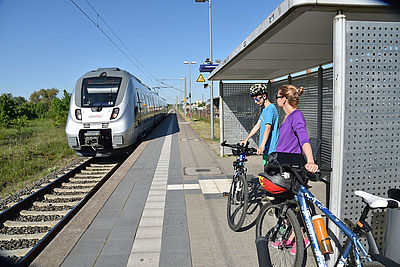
left=0, top=93, right=16, bottom=127
left=29, top=88, right=59, bottom=107
left=48, top=90, right=71, bottom=126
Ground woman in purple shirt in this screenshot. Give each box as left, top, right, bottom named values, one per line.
left=276, top=85, right=318, bottom=173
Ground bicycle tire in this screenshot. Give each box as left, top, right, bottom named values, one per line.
left=256, top=203, right=305, bottom=267
left=227, top=174, right=249, bottom=231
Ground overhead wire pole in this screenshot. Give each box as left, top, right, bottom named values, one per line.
left=157, top=78, right=185, bottom=113
left=208, top=0, right=214, bottom=140
left=184, top=61, right=196, bottom=120
left=195, top=0, right=214, bottom=139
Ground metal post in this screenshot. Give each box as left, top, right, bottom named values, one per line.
left=209, top=0, right=214, bottom=139
left=184, top=77, right=187, bottom=116
left=317, top=65, right=323, bottom=167
left=219, top=80, right=224, bottom=157
left=189, top=64, right=192, bottom=120
left=329, top=11, right=346, bottom=267
left=267, top=80, right=272, bottom=100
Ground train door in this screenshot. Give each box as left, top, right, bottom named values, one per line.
left=135, top=92, right=142, bottom=127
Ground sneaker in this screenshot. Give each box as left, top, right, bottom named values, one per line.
left=284, top=239, right=295, bottom=247
left=271, top=240, right=283, bottom=249
left=290, top=243, right=297, bottom=255
left=289, top=239, right=310, bottom=256
left=304, top=238, right=310, bottom=248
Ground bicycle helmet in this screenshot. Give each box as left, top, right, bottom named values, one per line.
left=258, top=169, right=292, bottom=195
left=249, top=84, right=267, bottom=97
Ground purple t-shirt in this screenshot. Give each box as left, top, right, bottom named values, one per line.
left=276, top=110, right=310, bottom=154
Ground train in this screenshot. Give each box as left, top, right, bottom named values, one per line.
left=65, top=67, right=168, bottom=157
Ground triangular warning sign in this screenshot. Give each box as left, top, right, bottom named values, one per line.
left=196, top=74, right=205, bottom=82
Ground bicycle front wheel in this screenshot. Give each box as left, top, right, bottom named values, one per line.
left=256, top=203, right=305, bottom=267
left=227, top=174, right=249, bottom=231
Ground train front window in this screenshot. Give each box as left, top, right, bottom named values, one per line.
left=82, top=77, right=122, bottom=107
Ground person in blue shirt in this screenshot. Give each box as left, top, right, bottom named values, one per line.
left=241, top=84, right=279, bottom=167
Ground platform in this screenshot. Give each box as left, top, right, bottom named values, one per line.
left=32, top=112, right=326, bottom=267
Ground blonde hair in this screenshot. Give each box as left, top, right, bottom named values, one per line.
left=278, top=85, right=304, bottom=108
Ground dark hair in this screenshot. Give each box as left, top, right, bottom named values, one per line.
left=278, top=84, right=304, bottom=108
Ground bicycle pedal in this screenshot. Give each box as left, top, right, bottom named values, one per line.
left=222, top=192, right=229, bottom=197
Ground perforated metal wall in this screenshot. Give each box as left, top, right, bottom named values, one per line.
left=222, top=83, right=262, bottom=152
left=270, top=79, right=289, bottom=124
left=321, top=68, right=334, bottom=167
left=292, top=72, right=319, bottom=142
left=342, top=21, right=400, bottom=251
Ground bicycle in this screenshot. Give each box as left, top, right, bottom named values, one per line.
left=255, top=163, right=400, bottom=267
left=221, top=141, right=257, bottom=231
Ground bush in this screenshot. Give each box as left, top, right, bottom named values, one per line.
left=48, top=90, right=71, bottom=126
left=0, top=93, right=17, bottom=127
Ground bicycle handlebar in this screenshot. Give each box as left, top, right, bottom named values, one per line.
left=267, top=164, right=332, bottom=174
left=221, top=140, right=257, bottom=155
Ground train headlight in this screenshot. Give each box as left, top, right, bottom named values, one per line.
left=110, top=108, right=120, bottom=120
left=75, top=109, right=82, bottom=120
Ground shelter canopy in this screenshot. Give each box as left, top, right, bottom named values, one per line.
left=209, top=0, right=398, bottom=81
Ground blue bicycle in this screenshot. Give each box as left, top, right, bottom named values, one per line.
left=255, top=164, right=400, bottom=267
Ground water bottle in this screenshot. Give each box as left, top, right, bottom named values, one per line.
left=312, top=215, right=333, bottom=254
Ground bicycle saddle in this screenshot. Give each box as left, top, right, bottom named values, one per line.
left=355, top=190, right=400, bottom=209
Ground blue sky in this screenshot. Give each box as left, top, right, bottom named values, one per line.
left=0, top=0, right=282, bottom=103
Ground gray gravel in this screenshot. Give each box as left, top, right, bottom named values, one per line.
left=0, top=158, right=86, bottom=212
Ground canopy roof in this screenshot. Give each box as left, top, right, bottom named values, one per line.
left=209, top=0, right=399, bottom=81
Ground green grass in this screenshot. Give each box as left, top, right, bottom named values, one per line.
left=178, top=109, right=220, bottom=143
left=0, top=119, right=77, bottom=198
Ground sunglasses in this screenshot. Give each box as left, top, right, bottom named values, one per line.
left=253, top=96, right=263, bottom=103
left=276, top=95, right=284, bottom=100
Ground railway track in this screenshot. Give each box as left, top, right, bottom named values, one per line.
left=0, top=157, right=123, bottom=266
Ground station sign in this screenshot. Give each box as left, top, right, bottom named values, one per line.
left=199, top=64, right=218, bottom=73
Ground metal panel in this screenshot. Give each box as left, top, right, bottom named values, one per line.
left=322, top=68, right=333, bottom=168
left=222, top=83, right=262, bottom=153
left=270, top=71, right=333, bottom=169
left=270, top=78, right=289, bottom=125
left=292, top=72, right=319, bottom=143
left=342, top=21, right=400, bottom=251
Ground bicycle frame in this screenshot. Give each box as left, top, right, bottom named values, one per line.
left=295, top=185, right=372, bottom=267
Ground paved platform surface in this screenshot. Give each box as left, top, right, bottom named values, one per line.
left=32, top=112, right=327, bottom=267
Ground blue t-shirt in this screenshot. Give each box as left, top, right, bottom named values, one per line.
left=259, top=104, right=279, bottom=155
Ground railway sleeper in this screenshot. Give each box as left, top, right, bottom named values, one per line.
left=20, top=210, right=69, bottom=217
left=0, top=247, right=31, bottom=258
left=44, top=193, right=86, bottom=201
left=33, top=201, right=79, bottom=208
left=69, top=177, right=102, bottom=182
left=80, top=169, right=110, bottom=174
left=90, top=164, right=117, bottom=168
left=3, top=220, right=59, bottom=228
left=74, top=174, right=103, bottom=179
left=0, top=232, right=47, bottom=241
left=86, top=167, right=115, bottom=171
left=61, top=182, right=97, bottom=188
left=54, top=187, right=92, bottom=194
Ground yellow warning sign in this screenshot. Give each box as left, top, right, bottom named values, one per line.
left=196, top=74, right=205, bottom=83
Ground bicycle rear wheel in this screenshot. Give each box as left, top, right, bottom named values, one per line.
left=256, top=203, right=305, bottom=267
left=227, top=174, right=249, bottom=231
